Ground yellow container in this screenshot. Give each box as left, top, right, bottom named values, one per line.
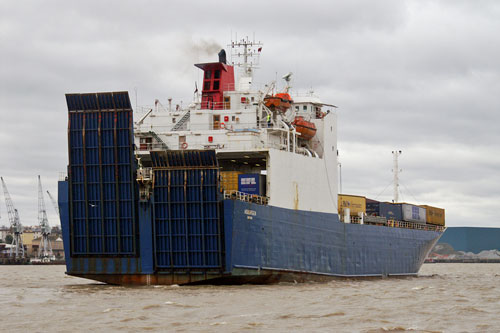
left=420, top=205, right=445, bottom=226
left=220, top=171, right=242, bottom=192
left=338, top=194, right=366, bottom=216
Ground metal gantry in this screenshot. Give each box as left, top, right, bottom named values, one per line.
left=38, top=176, right=53, bottom=260
left=46, top=190, right=59, bottom=217
left=1, top=177, right=25, bottom=258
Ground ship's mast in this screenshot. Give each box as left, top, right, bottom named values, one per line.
left=229, top=36, right=263, bottom=89
left=392, top=150, right=402, bottom=203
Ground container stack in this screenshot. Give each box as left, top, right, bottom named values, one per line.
left=366, top=198, right=445, bottom=226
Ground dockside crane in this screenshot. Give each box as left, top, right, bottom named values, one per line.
left=1, top=177, right=25, bottom=258
left=38, top=176, right=53, bottom=259
left=46, top=190, right=59, bottom=217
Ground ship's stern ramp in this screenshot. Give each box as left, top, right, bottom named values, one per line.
left=149, top=150, right=226, bottom=282
left=62, top=91, right=144, bottom=283
left=61, top=92, right=228, bottom=284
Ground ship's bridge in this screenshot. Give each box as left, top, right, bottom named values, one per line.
left=133, top=88, right=338, bottom=157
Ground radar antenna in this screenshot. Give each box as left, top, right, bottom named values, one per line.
left=282, top=72, right=293, bottom=93
left=1, top=177, right=24, bottom=258
left=38, top=176, right=53, bottom=259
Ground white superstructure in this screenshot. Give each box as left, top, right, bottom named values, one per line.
left=134, top=38, right=339, bottom=214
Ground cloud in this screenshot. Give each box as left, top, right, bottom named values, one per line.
left=0, top=0, right=499, bottom=228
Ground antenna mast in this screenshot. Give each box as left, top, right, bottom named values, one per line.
left=1, top=177, right=24, bottom=258
left=392, top=150, right=402, bottom=203
left=229, top=36, right=263, bottom=89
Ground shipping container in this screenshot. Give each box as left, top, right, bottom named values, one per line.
left=379, top=202, right=403, bottom=221
left=366, top=198, right=380, bottom=216
left=338, top=194, right=366, bottom=216
left=238, top=173, right=265, bottom=196
left=220, top=171, right=242, bottom=192
left=420, top=205, right=445, bottom=226
left=401, top=203, right=426, bottom=224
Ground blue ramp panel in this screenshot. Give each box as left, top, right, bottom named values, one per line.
left=66, top=92, right=137, bottom=256
left=151, top=150, right=222, bottom=269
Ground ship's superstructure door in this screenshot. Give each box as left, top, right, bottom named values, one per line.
left=150, top=150, right=223, bottom=270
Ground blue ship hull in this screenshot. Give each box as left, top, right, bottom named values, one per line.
left=59, top=181, right=441, bottom=285
left=60, top=92, right=442, bottom=285
left=224, top=200, right=441, bottom=278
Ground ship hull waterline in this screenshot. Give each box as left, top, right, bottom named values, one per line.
left=66, top=268, right=419, bottom=286
left=60, top=195, right=442, bottom=286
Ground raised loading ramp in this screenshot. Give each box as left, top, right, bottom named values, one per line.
left=65, top=91, right=137, bottom=256
left=150, top=150, right=223, bottom=270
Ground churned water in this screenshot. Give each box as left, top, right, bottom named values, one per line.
left=1, top=264, right=499, bottom=332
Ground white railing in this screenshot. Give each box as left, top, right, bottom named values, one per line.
left=136, top=121, right=270, bottom=132
left=223, top=190, right=269, bottom=205
left=136, top=141, right=284, bottom=153
left=386, top=219, right=445, bottom=232
left=349, top=215, right=445, bottom=232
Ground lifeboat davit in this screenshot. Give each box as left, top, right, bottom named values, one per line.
left=264, top=93, right=293, bottom=112
left=292, top=116, right=316, bottom=140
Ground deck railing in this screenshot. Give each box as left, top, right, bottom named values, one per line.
left=223, top=190, right=269, bottom=205
left=350, top=216, right=445, bottom=232
left=386, top=219, right=445, bottom=232
left=221, top=191, right=446, bottom=232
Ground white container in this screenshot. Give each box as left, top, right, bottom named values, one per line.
left=401, top=204, right=426, bottom=224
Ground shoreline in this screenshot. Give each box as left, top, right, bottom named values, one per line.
left=425, top=259, right=500, bottom=263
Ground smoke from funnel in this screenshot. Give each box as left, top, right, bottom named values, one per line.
left=188, top=39, right=223, bottom=59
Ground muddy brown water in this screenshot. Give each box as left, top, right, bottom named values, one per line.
left=1, top=264, right=499, bottom=332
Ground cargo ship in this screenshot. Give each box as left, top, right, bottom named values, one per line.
left=59, top=38, right=445, bottom=285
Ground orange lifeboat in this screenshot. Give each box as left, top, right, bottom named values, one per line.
left=264, top=93, right=293, bottom=112
left=292, top=116, right=316, bottom=140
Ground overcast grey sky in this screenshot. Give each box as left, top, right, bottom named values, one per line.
left=0, top=0, right=499, bottom=227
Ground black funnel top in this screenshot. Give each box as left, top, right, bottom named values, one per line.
left=218, top=49, right=227, bottom=64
